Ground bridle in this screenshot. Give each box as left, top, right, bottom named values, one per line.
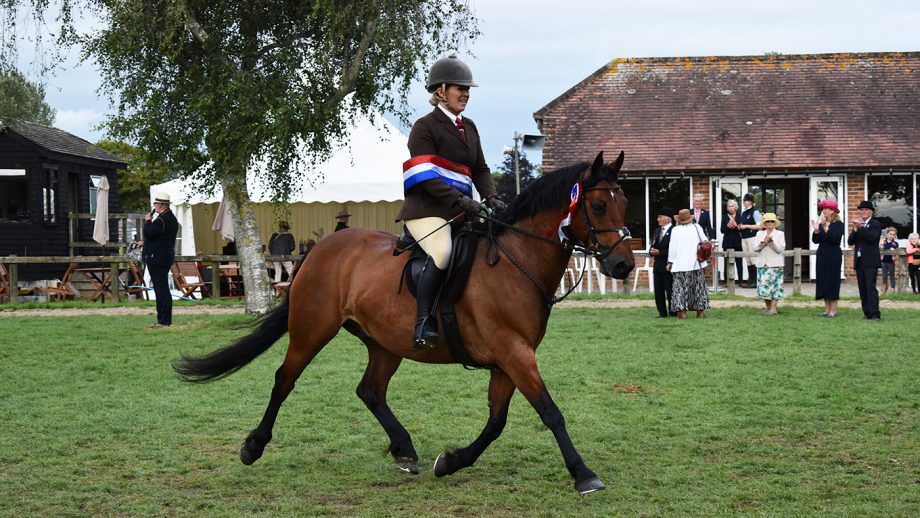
left=482, top=179, right=631, bottom=307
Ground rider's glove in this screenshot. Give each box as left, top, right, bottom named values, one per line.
left=486, top=195, right=507, bottom=212
left=455, top=195, right=482, bottom=216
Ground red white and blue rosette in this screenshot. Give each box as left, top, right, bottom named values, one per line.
left=548, top=182, right=581, bottom=240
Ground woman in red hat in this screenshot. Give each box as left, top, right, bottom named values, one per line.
left=811, top=199, right=844, bottom=317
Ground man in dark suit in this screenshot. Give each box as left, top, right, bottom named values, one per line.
left=649, top=207, right=676, bottom=317
left=142, top=192, right=179, bottom=328
left=692, top=193, right=714, bottom=239
left=847, top=200, right=882, bottom=321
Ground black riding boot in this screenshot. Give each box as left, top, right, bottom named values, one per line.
left=413, top=258, right=446, bottom=349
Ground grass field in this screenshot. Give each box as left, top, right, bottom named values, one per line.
left=1, top=305, right=918, bottom=517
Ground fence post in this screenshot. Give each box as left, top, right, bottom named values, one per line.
left=9, top=263, right=19, bottom=304
left=110, top=262, right=121, bottom=303
left=793, top=248, right=802, bottom=296
left=726, top=249, right=736, bottom=295
left=210, top=261, right=221, bottom=298
left=896, top=249, right=908, bottom=294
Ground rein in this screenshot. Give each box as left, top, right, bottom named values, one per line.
left=480, top=183, right=630, bottom=308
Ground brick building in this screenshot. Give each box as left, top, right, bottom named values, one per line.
left=534, top=52, right=919, bottom=281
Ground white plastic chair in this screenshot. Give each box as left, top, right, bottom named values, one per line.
left=632, top=254, right=654, bottom=293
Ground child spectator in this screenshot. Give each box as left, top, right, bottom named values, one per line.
left=880, top=227, right=899, bottom=294
left=907, top=232, right=920, bottom=294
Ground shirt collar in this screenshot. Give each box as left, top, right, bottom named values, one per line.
left=438, top=104, right=461, bottom=121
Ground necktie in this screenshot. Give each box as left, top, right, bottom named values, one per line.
left=455, top=117, right=466, bottom=141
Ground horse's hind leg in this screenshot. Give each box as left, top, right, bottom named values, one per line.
left=355, top=342, right=419, bottom=474
left=433, top=369, right=515, bottom=477
left=239, top=311, right=340, bottom=466
left=499, top=352, right=605, bottom=495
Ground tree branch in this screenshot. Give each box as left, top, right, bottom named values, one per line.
left=176, top=0, right=240, bottom=76
left=324, top=16, right=378, bottom=109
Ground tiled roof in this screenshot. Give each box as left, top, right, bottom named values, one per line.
left=534, top=52, right=920, bottom=173
left=2, top=119, right=127, bottom=166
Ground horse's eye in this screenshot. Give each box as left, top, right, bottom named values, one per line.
left=591, top=202, right=605, bottom=214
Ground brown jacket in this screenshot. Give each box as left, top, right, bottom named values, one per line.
left=396, top=108, right=497, bottom=221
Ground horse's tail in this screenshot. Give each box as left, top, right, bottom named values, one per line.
left=172, top=298, right=290, bottom=383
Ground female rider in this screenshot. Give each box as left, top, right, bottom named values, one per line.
left=397, top=55, right=505, bottom=349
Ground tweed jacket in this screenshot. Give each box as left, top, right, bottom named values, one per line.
left=142, top=209, right=179, bottom=267
left=753, top=229, right=786, bottom=268
left=396, top=108, right=497, bottom=222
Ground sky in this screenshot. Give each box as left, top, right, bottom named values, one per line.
left=19, top=0, right=920, bottom=172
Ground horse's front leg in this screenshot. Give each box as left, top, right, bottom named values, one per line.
left=499, top=352, right=605, bottom=495
left=355, top=343, right=420, bottom=474
left=434, top=369, right=516, bottom=477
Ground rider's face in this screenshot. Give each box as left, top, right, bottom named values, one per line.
left=440, top=85, right=470, bottom=116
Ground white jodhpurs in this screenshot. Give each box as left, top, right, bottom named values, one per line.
left=405, top=217, right=452, bottom=270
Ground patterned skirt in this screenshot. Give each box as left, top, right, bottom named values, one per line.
left=756, top=267, right=785, bottom=300
left=671, top=269, right=710, bottom=311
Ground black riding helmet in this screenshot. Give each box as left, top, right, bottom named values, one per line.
left=425, top=55, right=478, bottom=93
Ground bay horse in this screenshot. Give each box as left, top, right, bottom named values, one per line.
left=173, top=151, right=635, bottom=494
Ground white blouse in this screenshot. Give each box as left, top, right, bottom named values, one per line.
left=667, top=222, right=709, bottom=272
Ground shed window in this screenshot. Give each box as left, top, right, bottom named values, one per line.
left=42, top=165, right=60, bottom=224
left=89, top=175, right=104, bottom=215
left=0, top=169, right=28, bottom=222
left=868, top=174, right=914, bottom=238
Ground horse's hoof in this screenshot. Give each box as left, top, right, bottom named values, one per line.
left=433, top=452, right=449, bottom=477
left=575, top=476, right=606, bottom=495
left=239, top=441, right=263, bottom=465
left=395, top=456, right=419, bottom=475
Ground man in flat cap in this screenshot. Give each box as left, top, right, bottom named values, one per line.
left=847, top=200, right=882, bottom=321
left=649, top=207, right=677, bottom=317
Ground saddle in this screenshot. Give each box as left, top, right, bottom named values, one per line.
left=394, top=222, right=486, bottom=369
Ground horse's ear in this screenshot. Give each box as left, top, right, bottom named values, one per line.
left=608, top=151, right=625, bottom=182
left=590, top=152, right=604, bottom=179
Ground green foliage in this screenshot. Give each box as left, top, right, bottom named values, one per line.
left=0, top=66, right=56, bottom=125
left=1, top=306, right=918, bottom=516
left=95, top=140, right=171, bottom=211
left=492, top=149, right=537, bottom=203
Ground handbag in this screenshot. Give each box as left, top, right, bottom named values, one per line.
left=125, top=242, right=143, bottom=262
left=695, top=226, right=713, bottom=262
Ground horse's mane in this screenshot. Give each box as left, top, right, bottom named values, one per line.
left=493, top=161, right=617, bottom=233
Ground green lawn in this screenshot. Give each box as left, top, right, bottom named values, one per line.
left=1, top=305, right=917, bottom=517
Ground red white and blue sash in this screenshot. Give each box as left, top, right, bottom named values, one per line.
left=402, top=155, right=473, bottom=196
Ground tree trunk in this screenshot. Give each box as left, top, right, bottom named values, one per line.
left=220, top=174, right=272, bottom=315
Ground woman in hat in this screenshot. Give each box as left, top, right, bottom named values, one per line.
left=396, top=55, right=505, bottom=349
left=737, top=192, right=762, bottom=288
left=720, top=198, right=744, bottom=285
left=753, top=213, right=786, bottom=315
left=811, top=200, right=844, bottom=317
left=666, top=208, right=711, bottom=319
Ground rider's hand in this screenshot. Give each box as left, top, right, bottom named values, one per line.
left=486, top=195, right=507, bottom=212
left=455, top=195, right=482, bottom=216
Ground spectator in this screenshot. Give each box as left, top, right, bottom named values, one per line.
left=268, top=220, right=296, bottom=283
left=737, top=192, right=762, bottom=288
left=142, top=192, right=179, bottom=329
left=754, top=212, right=786, bottom=315
left=847, top=200, right=882, bottom=321
left=880, top=227, right=899, bottom=295
left=334, top=210, right=351, bottom=232
left=667, top=209, right=710, bottom=319
left=811, top=200, right=844, bottom=317
left=692, top=193, right=714, bottom=239
left=906, top=232, right=920, bottom=294
left=649, top=207, right=676, bottom=318
left=720, top=199, right=744, bottom=285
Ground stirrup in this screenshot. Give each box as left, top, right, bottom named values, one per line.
left=413, top=319, right=440, bottom=350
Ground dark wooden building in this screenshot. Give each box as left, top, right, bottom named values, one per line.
left=535, top=51, right=920, bottom=280
left=0, top=119, right=127, bottom=280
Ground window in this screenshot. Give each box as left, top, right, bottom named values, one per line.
left=0, top=169, right=29, bottom=222
left=89, top=175, right=104, bottom=215
left=868, top=174, right=914, bottom=238
left=648, top=178, right=691, bottom=228
left=621, top=179, right=646, bottom=246
left=42, top=165, right=59, bottom=224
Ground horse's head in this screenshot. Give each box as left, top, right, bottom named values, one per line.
left=568, top=151, right=635, bottom=279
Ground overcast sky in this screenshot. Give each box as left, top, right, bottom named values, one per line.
left=25, top=0, right=920, bottom=171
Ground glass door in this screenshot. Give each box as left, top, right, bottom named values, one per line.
left=714, top=177, right=747, bottom=281
left=809, top=176, right=845, bottom=280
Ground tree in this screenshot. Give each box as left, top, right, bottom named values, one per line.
left=7, top=0, right=479, bottom=314
left=94, top=140, right=171, bottom=212
left=491, top=149, right=538, bottom=204
left=0, top=67, right=56, bottom=125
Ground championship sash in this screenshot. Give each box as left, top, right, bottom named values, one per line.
left=402, top=155, right=473, bottom=196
